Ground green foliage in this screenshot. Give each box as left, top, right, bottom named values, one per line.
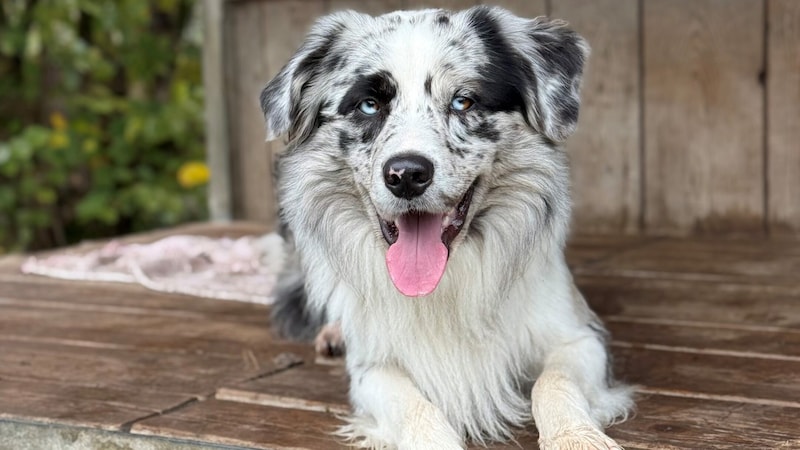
left=0, top=0, right=207, bottom=253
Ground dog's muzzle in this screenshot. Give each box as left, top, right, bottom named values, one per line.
left=378, top=179, right=476, bottom=298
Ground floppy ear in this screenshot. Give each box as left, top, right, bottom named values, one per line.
left=469, top=6, right=589, bottom=143
left=259, top=11, right=364, bottom=142
left=524, top=16, right=590, bottom=142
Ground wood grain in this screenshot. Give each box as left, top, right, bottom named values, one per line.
left=767, top=0, right=800, bottom=235
left=405, top=0, right=479, bottom=10
left=643, top=0, right=765, bottom=235
left=609, top=394, right=800, bottom=449
left=217, top=362, right=350, bottom=414
left=614, top=346, right=800, bottom=406
left=607, top=318, right=800, bottom=359
left=576, top=237, right=800, bottom=282
left=330, top=0, right=403, bottom=14
left=131, top=399, right=346, bottom=450
left=481, top=0, right=546, bottom=17
left=579, top=275, right=800, bottom=328
left=551, top=0, right=641, bottom=234
left=202, top=0, right=233, bottom=221
left=225, top=2, right=274, bottom=225
left=0, top=378, right=187, bottom=431
left=226, top=1, right=325, bottom=228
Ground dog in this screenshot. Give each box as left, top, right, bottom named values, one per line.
left=260, top=6, right=633, bottom=449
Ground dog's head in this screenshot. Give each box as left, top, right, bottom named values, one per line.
left=261, top=6, right=587, bottom=297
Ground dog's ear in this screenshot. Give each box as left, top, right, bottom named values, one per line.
left=259, top=11, right=363, bottom=142
left=470, top=7, right=589, bottom=143
left=524, top=17, right=589, bottom=142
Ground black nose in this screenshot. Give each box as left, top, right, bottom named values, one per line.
left=383, top=154, right=434, bottom=199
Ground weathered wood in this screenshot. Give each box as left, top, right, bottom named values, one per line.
left=225, top=1, right=325, bottom=228
left=576, top=237, right=800, bottom=282
left=580, top=275, right=800, bottom=328
left=131, top=399, right=346, bottom=450
left=0, top=279, right=271, bottom=323
left=608, top=394, right=800, bottom=449
left=202, top=0, right=233, bottom=221
left=404, top=0, right=478, bottom=10
left=0, top=378, right=186, bottom=431
left=3, top=222, right=800, bottom=449
left=551, top=0, right=641, bottom=234
left=607, top=318, right=800, bottom=359
left=217, top=362, right=350, bottom=414
left=0, top=340, right=293, bottom=398
left=768, top=0, right=800, bottom=235
left=330, top=0, right=403, bottom=14
left=565, top=234, right=652, bottom=269
left=614, top=346, right=800, bottom=407
left=225, top=2, right=273, bottom=225
left=482, top=0, right=546, bottom=17
left=0, top=305, right=310, bottom=363
left=643, top=0, right=765, bottom=235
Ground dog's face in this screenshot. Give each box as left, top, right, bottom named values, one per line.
left=262, top=6, right=587, bottom=297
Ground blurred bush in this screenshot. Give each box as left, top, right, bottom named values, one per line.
left=0, top=0, right=207, bottom=253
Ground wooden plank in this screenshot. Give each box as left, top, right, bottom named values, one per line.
left=0, top=305, right=310, bottom=362
left=551, top=0, right=641, bottom=234
left=767, top=0, right=800, bottom=235
left=613, top=346, right=800, bottom=407
left=226, top=1, right=326, bottom=226
left=202, top=0, right=233, bottom=221
left=405, top=0, right=479, bottom=10
left=217, top=362, right=350, bottom=414
left=0, top=279, right=271, bottom=323
left=643, top=0, right=764, bottom=235
left=576, top=237, right=800, bottom=282
left=329, top=0, right=403, bottom=15
left=129, top=395, right=800, bottom=450
left=131, top=399, right=346, bottom=450
left=0, top=378, right=187, bottom=431
left=226, top=2, right=275, bottom=225
left=565, top=234, right=651, bottom=269
left=480, top=0, right=546, bottom=18
left=579, top=275, right=800, bottom=328
left=607, top=318, right=800, bottom=359
left=0, top=340, right=292, bottom=398
left=609, top=394, right=800, bottom=449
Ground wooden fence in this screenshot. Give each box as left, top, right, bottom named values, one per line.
left=203, top=0, right=800, bottom=236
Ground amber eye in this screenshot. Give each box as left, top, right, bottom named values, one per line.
left=450, top=96, right=474, bottom=112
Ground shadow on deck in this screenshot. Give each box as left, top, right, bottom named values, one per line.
left=1, top=223, right=798, bottom=449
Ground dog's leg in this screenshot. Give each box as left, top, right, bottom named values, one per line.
left=314, top=321, right=345, bottom=357
left=532, top=335, right=626, bottom=450
left=344, top=365, right=464, bottom=450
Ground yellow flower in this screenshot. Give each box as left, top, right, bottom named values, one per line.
left=48, top=132, right=69, bottom=149
left=177, top=161, right=210, bottom=188
left=50, top=112, right=68, bottom=131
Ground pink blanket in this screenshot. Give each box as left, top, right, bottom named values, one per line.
left=20, top=234, right=285, bottom=304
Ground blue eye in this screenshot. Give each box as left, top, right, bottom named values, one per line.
left=358, top=99, right=380, bottom=115
left=451, top=96, right=474, bottom=112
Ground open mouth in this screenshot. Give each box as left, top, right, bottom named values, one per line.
left=377, top=182, right=476, bottom=297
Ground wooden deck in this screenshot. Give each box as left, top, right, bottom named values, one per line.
left=1, top=223, right=799, bottom=449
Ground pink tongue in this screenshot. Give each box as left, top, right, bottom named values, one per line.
left=385, top=213, right=448, bottom=297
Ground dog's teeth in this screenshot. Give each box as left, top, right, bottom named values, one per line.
left=442, top=215, right=452, bottom=229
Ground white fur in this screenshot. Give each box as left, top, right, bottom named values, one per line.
left=261, top=6, right=633, bottom=449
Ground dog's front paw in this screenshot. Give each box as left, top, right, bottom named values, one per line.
left=539, top=426, right=622, bottom=450
left=397, top=402, right=464, bottom=450
left=314, top=321, right=345, bottom=357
